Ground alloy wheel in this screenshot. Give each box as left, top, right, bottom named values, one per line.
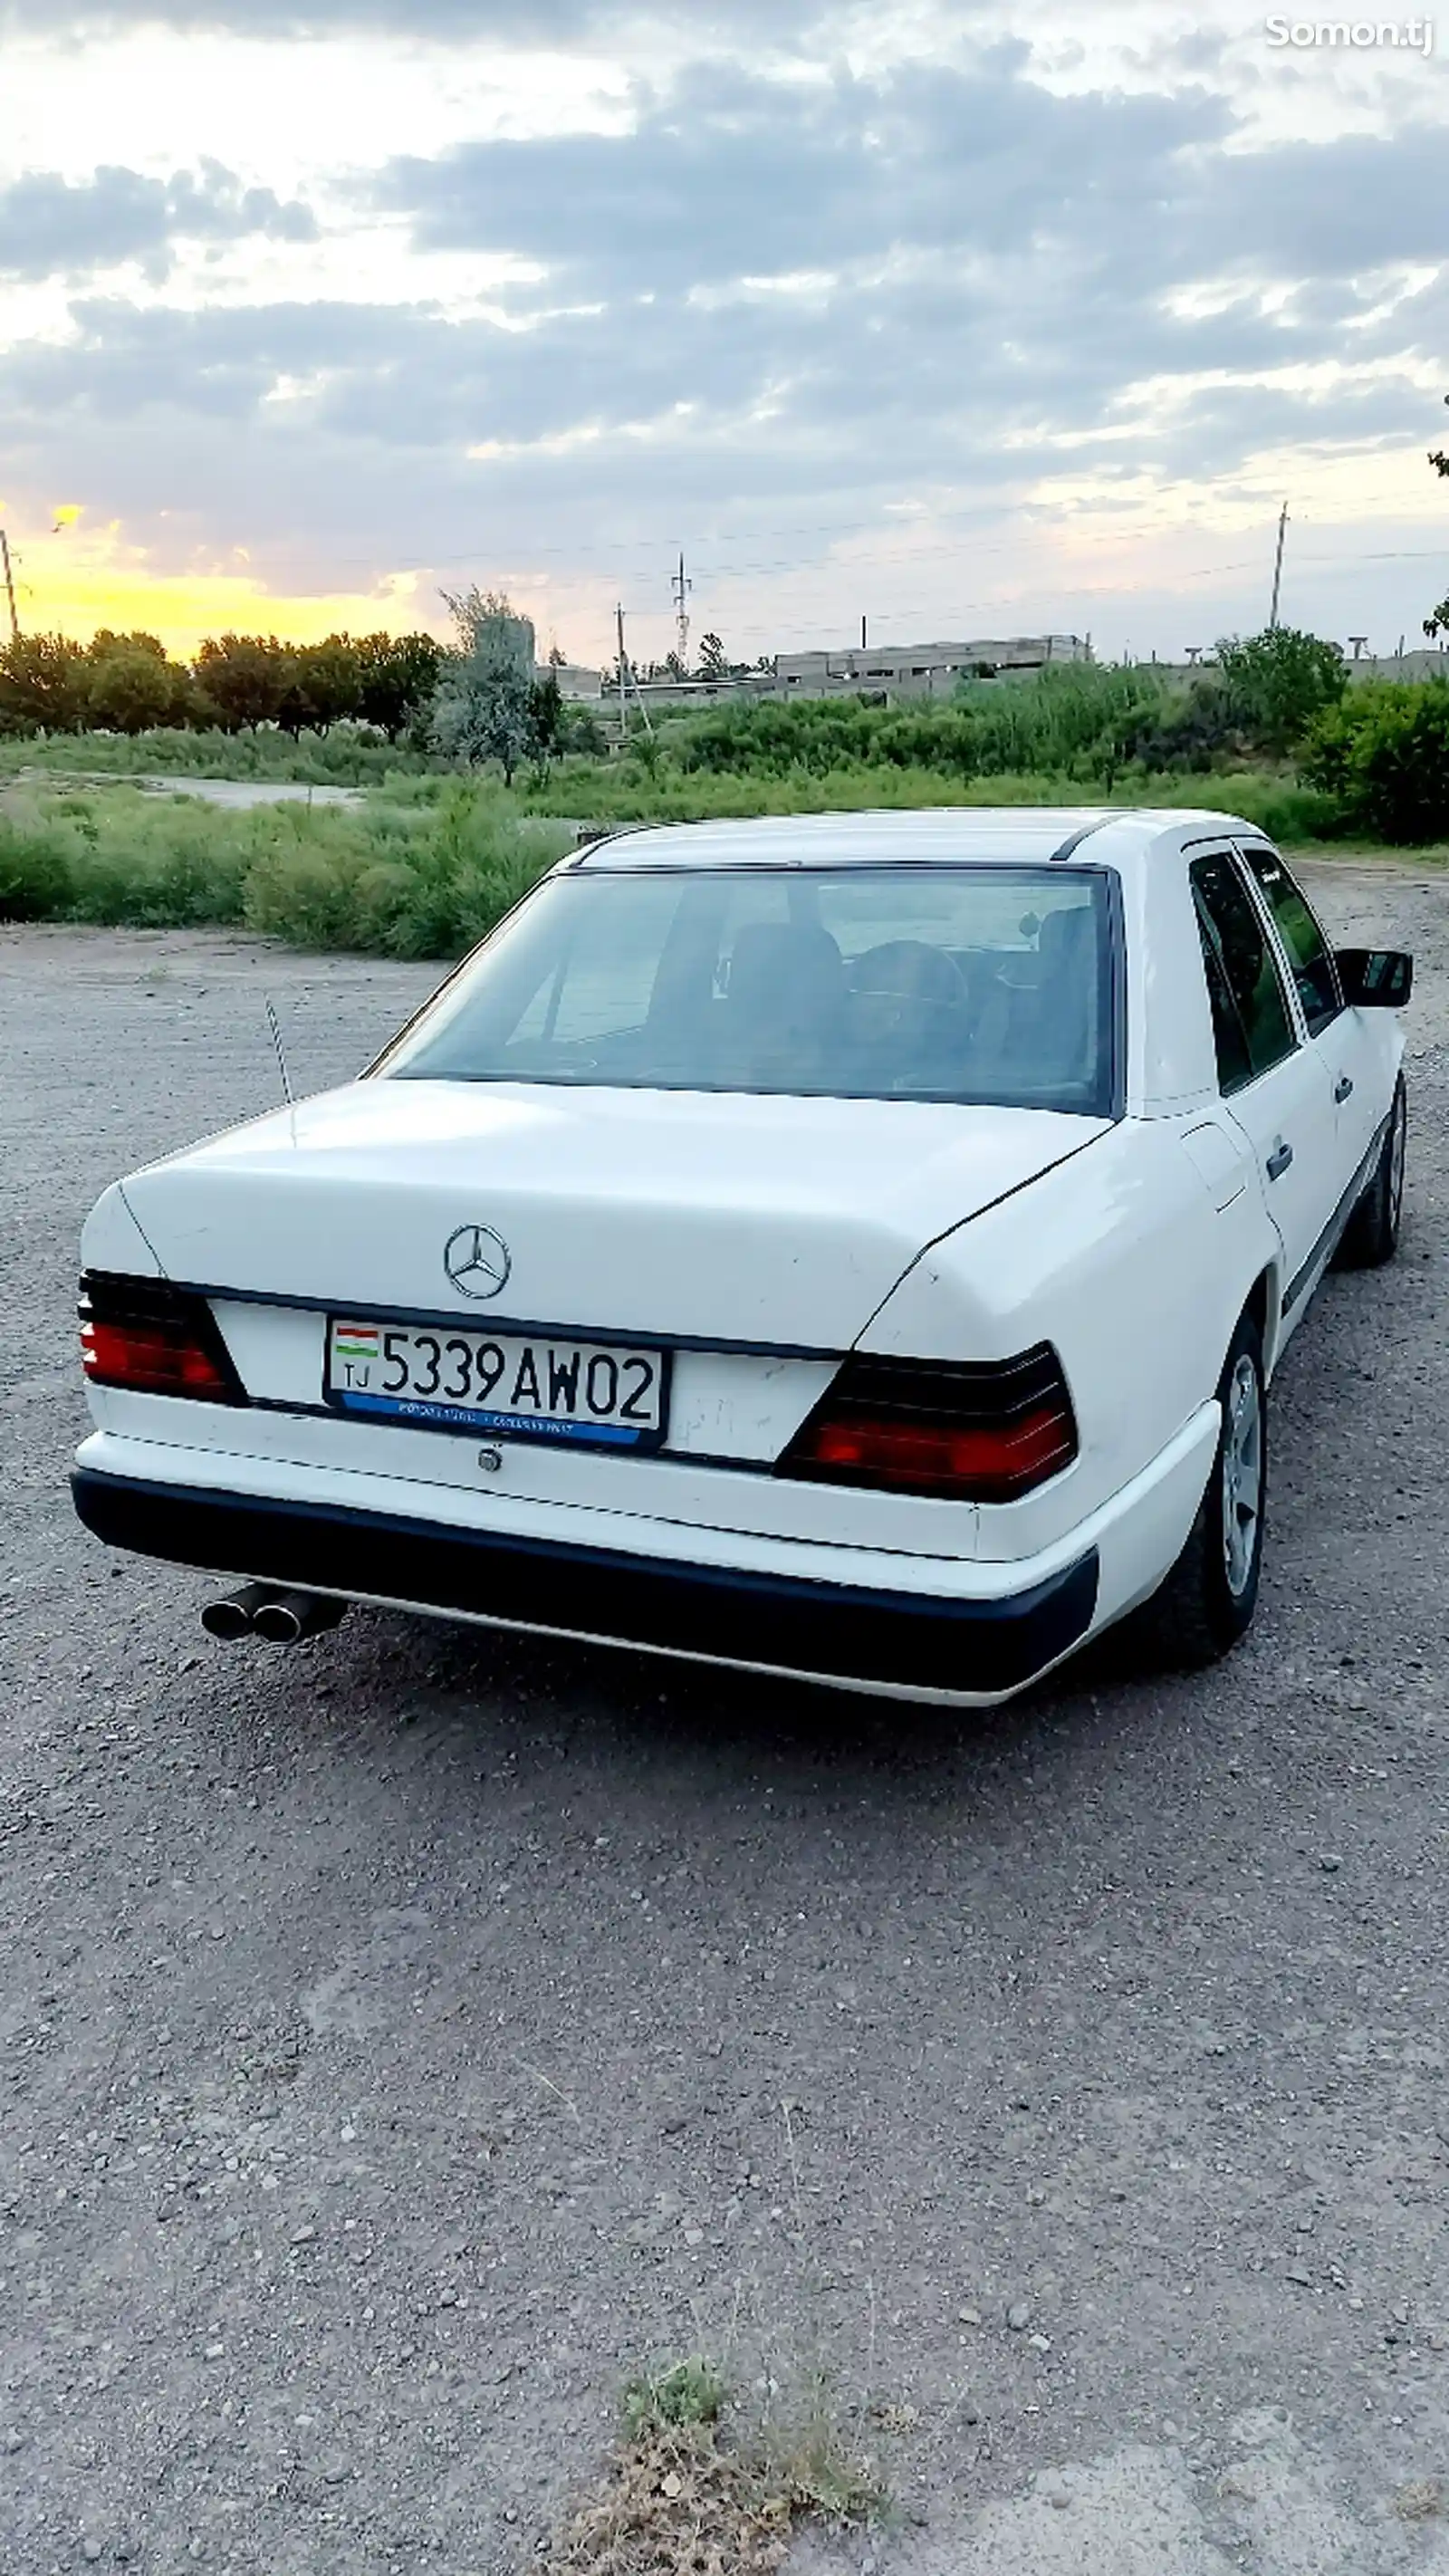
left=1389, top=1088, right=1406, bottom=1235
left=1221, top=1352, right=1263, bottom=1600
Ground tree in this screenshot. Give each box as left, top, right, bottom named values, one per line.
left=85, top=635, right=187, bottom=733
left=431, top=588, right=536, bottom=784
left=356, top=632, right=444, bottom=742
left=1302, top=678, right=1449, bottom=843
left=273, top=636, right=363, bottom=737
left=1214, top=626, right=1346, bottom=758
left=0, top=632, right=89, bottom=734
left=696, top=632, right=728, bottom=681
left=193, top=634, right=285, bottom=732
left=527, top=669, right=564, bottom=774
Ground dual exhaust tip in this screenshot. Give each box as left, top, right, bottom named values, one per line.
left=201, top=1583, right=347, bottom=1645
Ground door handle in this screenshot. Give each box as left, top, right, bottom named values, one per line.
left=1266, top=1139, right=1294, bottom=1180
left=1334, top=1074, right=1354, bottom=1104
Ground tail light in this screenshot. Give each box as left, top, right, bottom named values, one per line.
left=80, top=1272, right=245, bottom=1405
left=777, top=1343, right=1077, bottom=1504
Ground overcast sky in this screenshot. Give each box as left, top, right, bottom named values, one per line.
left=2, top=0, right=1445, bottom=663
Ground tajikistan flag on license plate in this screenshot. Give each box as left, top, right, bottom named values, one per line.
left=333, top=1322, right=381, bottom=1366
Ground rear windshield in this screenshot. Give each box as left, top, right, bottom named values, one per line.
left=378, top=862, right=1118, bottom=1116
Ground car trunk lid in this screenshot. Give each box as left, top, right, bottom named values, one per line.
left=119, top=1079, right=1109, bottom=1350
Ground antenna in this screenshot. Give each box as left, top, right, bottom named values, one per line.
left=264, top=996, right=293, bottom=1106
left=671, top=550, right=692, bottom=673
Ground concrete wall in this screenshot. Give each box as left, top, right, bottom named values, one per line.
left=599, top=632, right=1092, bottom=714
left=1134, top=648, right=1449, bottom=687
left=534, top=662, right=605, bottom=701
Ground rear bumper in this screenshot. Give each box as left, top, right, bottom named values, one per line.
left=72, top=1466, right=1098, bottom=1702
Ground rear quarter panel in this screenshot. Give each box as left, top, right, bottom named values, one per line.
left=857, top=1116, right=1278, bottom=1563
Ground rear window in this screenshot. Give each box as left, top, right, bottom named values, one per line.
left=378, top=863, right=1118, bottom=1116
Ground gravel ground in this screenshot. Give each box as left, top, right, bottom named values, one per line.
left=4, top=867, right=1449, bottom=2576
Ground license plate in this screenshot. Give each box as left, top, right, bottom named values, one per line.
left=324, top=1316, right=668, bottom=1450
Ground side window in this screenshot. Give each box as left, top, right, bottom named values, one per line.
left=1194, top=901, right=1253, bottom=1094
left=1239, top=844, right=1341, bottom=1036
left=1190, top=851, right=1296, bottom=1091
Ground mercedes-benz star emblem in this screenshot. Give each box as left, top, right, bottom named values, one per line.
left=444, top=1224, right=512, bottom=1302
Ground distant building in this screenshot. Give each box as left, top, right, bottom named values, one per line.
left=536, top=660, right=606, bottom=701
left=577, top=631, right=1091, bottom=715
left=1143, top=645, right=1449, bottom=687
left=1345, top=646, right=1447, bottom=685
left=772, top=636, right=1089, bottom=697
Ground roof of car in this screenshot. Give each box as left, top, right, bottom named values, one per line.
left=571, top=807, right=1259, bottom=870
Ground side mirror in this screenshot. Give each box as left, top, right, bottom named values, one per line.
left=1337, top=947, right=1413, bottom=1009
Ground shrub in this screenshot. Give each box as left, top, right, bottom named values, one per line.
left=1301, top=680, right=1449, bottom=843
left=962, top=662, right=1172, bottom=782
left=1215, top=627, right=1347, bottom=758
left=243, top=783, right=570, bottom=955
left=1123, top=673, right=1241, bottom=772
left=0, top=815, right=72, bottom=917
left=0, top=778, right=571, bottom=954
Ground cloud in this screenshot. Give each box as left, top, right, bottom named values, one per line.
left=0, top=0, right=799, bottom=34
left=0, top=161, right=317, bottom=284
left=374, top=54, right=1230, bottom=294
left=0, top=34, right=1444, bottom=655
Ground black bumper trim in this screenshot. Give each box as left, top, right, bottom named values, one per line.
left=72, top=1469, right=1099, bottom=1695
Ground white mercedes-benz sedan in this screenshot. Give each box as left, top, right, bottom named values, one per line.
left=72, top=808, right=1411, bottom=1704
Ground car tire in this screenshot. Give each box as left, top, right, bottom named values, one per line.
left=1138, top=1312, right=1267, bottom=1669
left=1337, top=1075, right=1406, bottom=1270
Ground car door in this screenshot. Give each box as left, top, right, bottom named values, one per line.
left=1235, top=840, right=1380, bottom=1182
left=1189, top=848, right=1339, bottom=1335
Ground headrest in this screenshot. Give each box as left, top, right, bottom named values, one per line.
left=1038, top=905, right=1095, bottom=969
left=728, top=921, right=843, bottom=1030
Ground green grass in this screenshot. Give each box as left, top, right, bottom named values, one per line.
left=622, top=2357, right=728, bottom=2440
left=0, top=778, right=572, bottom=956
left=0, top=736, right=1409, bottom=962
left=522, top=754, right=1346, bottom=845
left=0, top=724, right=430, bottom=787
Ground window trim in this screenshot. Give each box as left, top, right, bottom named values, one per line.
left=1233, top=839, right=1344, bottom=1040
left=1189, top=843, right=1300, bottom=1098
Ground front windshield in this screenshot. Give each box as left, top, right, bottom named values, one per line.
left=377, top=861, right=1118, bottom=1116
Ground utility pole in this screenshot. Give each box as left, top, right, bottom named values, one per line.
left=860, top=613, right=868, bottom=650
left=1269, top=502, right=1290, bottom=629
left=613, top=603, right=652, bottom=741
left=0, top=529, right=19, bottom=644
left=671, top=550, right=691, bottom=674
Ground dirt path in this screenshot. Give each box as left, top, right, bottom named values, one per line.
left=3, top=863, right=1449, bottom=2573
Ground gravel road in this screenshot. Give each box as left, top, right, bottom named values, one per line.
left=4, top=867, right=1449, bottom=2576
